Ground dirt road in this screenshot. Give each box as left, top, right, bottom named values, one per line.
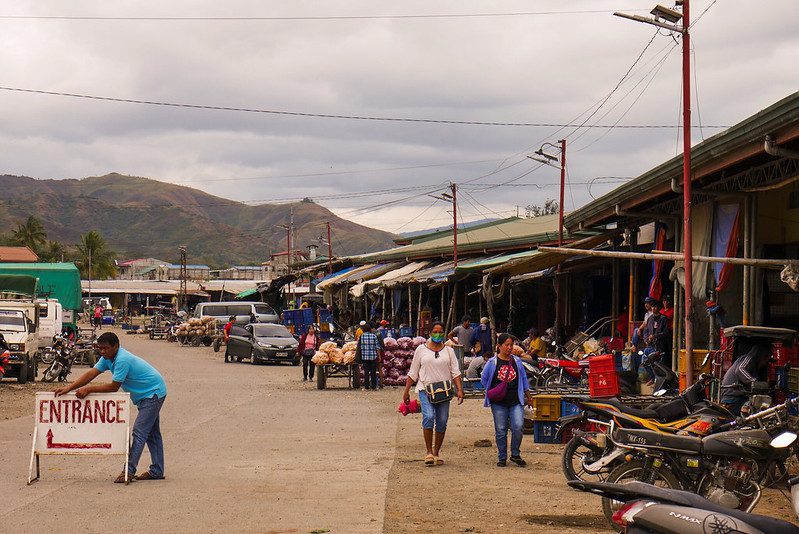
left=1, top=330, right=797, bottom=533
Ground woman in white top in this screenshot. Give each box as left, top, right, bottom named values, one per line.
left=402, top=322, right=464, bottom=467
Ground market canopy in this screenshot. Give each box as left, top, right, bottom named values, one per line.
left=486, top=231, right=619, bottom=278
left=349, top=261, right=430, bottom=298
left=234, top=288, right=259, bottom=300
left=316, top=264, right=373, bottom=290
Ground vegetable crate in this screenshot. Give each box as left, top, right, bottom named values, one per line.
left=530, top=395, right=561, bottom=421
left=588, top=354, right=619, bottom=397
left=533, top=421, right=559, bottom=444
left=561, top=400, right=581, bottom=418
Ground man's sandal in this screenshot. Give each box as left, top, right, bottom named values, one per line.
left=424, top=454, right=435, bottom=467
left=114, top=472, right=134, bottom=483
left=434, top=456, right=444, bottom=466
left=136, top=471, right=165, bottom=481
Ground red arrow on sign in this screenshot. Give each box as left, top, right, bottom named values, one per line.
left=46, top=429, right=112, bottom=449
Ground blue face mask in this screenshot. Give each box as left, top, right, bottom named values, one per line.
left=430, top=333, right=445, bottom=343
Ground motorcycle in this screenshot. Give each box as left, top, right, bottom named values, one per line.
left=600, top=396, right=799, bottom=525
left=0, top=349, right=9, bottom=379
left=42, top=335, right=78, bottom=382
left=560, top=374, right=734, bottom=483
left=568, top=469, right=799, bottom=533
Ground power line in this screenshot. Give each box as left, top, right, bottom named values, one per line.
left=0, top=86, right=730, bottom=129
left=0, top=9, right=652, bottom=22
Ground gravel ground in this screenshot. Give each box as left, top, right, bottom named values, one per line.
left=1, top=328, right=797, bottom=533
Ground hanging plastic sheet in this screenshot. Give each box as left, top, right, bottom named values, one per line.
left=648, top=223, right=668, bottom=300
left=672, top=202, right=713, bottom=298
left=712, top=203, right=741, bottom=293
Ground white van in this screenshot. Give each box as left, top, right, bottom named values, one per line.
left=36, top=299, right=63, bottom=349
left=194, top=301, right=279, bottom=325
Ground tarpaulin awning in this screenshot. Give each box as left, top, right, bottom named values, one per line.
left=389, top=261, right=455, bottom=285
left=349, top=262, right=429, bottom=298
left=316, top=264, right=374, bottom=290
left=341, top=262, right=404, bottom=285
left=0, top=274, right=38, bottom=297
left=235, top=288, right=259, bottom=300
left=486, top=231, right=619, bottom=277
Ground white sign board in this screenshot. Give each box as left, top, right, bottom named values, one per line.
left=28, top=392, right=131, bottom=484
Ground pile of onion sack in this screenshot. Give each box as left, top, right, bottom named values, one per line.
left=358, top=336, right=427, bottom=386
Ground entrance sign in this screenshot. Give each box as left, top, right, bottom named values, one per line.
left=28, top=392, right=131, bottom=484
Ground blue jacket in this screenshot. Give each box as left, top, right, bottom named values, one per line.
left=480, top=355, right=529, bottom=407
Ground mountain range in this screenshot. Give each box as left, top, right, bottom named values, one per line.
left=0, top=173, right=398, bottom=268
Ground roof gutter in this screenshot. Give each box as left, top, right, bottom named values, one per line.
left=614, top=204, right=678, bottom=220
left=670, top=178, right=746, bottom=198
left=765, top=134, right=799, bottom=159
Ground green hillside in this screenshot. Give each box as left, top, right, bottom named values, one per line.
left=0, top=173, right=397, bottom=267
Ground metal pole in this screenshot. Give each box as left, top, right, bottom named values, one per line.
left=326, top=222, right=333, bottom=275
left=88, top=247, right=92, bottom=299
left=556, top=139, right=567, bottom=337
left=742, top=197, right=750, bottom=325
left=452, top=183, right=458, bottom=267
left=682, top=0, right=694, bottom=387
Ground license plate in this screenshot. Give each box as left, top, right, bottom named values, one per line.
left=276, top=352, right=288, bottom=357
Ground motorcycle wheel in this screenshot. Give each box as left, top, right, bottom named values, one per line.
left=43, top=362, right=62, bottom=383
left=40, top=350, right=56, bottom=365
left=601, top=460, right=682, bottom=530
left=212, top=338, right=221, bottom=353
left=562, top=432, right=614, bottom=482
left=545, top=372, right=572, bottom=387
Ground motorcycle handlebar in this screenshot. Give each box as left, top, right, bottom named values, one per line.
left=719, top=397, right=799, bottom=431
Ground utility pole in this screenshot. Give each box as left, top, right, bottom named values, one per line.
left=451, top=182, right=458, bottom=267
left=615, top=2, right=694, bottom=385
left=326, top=221, right=333, bottom=275
left=178, top=245, right=187, bottom=312
left=558, top=139, right=566, bottom=248
left=88, top=247, right=92, bottom=299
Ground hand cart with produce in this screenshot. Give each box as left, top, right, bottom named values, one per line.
left=173, top=316, right=218, bottom=347
left=311, top=340, right=360, bottom=389
left=146, top=314, right=174, bottom=340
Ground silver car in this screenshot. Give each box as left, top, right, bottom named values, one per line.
left=194, top=301, right=279, bottom=325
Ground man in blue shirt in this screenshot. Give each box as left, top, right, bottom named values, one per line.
left=470, top=317, right=493, bottom=358
left=55, top=332, right=167, bottom=483
left=356, top=323, right=384, bottom=390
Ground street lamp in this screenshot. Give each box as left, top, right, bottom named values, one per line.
left=614, top=1, right=696, bottom=386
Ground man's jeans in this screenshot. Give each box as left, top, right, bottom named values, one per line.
left=129, top=395, right=166, bottom=477
left=490, top=403, right=524, bottom=461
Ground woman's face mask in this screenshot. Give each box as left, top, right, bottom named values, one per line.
left=430, top=333, right=445, bottom=343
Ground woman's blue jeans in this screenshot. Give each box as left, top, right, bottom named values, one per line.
left=128, top=395, right=166, bottom=477
left=490, top=403, right=524, bottom=461
left=418, top=391, right=450, bottom=432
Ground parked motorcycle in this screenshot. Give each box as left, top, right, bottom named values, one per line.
left=0, top=349, right=9, bottom=380
left=42, top=335, right=78, bottom=382
left=560, top=374, right=733, bottom=483
left=568, top=472, right=799, bottom=533
left=600, top=396, right=799, bottom=524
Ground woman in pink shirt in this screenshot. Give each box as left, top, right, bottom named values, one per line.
left=402, top=322, right=464, bottom=467
left=298, top=325, right=320, bottom=382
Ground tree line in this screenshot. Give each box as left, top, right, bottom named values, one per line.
left=1, top=216, right=117, bottom=279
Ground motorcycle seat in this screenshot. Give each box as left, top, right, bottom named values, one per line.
left=614, top=428, right=703, bottom=453
left=597, top=397, right=663, bottom=421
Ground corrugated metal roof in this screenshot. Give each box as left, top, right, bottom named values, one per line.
left=0, top=247, right=38, bottom=262
left=353, top=215, right=565, bottom=262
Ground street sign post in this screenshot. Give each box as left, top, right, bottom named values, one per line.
left=28, top=391, right=131, bottom=484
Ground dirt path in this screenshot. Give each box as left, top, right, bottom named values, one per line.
left=383, top=392, right=799, bottom=533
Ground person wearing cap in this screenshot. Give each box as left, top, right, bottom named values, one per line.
left=376, top=319, right=390, bottom=340
left=355, top=320, right=366, bottom=340
left=470, top=317, right=493, bottom=359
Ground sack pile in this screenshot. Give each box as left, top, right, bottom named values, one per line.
left=312, top=341, right=356, bottom=366
left=378, top=336, right=424, bottom=386
left=175, top=316, right=217, bottom=337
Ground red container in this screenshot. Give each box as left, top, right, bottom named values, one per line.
left=773, top=343, right=787, bottom=366
left=588, top=354, right=616, bottom=374
left=590, top=370, right=620, bottom=398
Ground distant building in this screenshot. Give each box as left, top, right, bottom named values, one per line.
left=263, top=250, right=307, bottom=277
left=215, top=265, right=269, bottom=281
left=156, top=263, right=211, bottom=281
left=0, top=246, right=38, bottom=263
left=116, top=258, right=169, bottom=280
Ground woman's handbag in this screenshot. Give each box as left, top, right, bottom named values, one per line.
left=354, top=341, right=362, bottom=364
left=486, top=358, right=516, bottom=403
left=302, top=348, right=315, bottom=358
left=425, top=380, right=454, bottom=404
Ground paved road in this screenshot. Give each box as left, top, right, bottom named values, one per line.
left=0, top=332, right=397, bottom=533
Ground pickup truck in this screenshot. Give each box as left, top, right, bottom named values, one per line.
left=0, top=304, right=39, bottom=383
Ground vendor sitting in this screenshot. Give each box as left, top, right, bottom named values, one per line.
left=465, top=352, right=489, bottom=379
left=520, top=327, right=546, bottom=363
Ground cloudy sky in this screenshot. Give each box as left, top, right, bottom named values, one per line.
left=2, top=1, right=797, bottom=233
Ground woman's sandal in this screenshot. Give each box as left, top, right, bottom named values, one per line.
left=434, top=456, right=444, bottom=466
left=424, top=454, right=435, bottom=467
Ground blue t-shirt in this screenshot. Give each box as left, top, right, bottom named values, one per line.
left=94, top=347, right=167, bottom=405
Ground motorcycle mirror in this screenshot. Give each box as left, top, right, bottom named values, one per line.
left=770, top=431, right=798, bottom=449
left=551, top=341, right=557, bottom=346
left=702, top=353, right=710, bottom=367
left=653, top=389, right=667, bottom=397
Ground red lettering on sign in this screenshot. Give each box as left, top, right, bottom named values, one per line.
left=82, top=400, right=93, bottom=423
left=50, top=400, right=61, bottom=423
left=116, top=400, right=125, bottom=424
left=71, top=399, right=82, bottom=423
left=39, top=400, right=48, bottom=423
left=107, top=400, right=116, bottom=423
left=94, top=400, right=106, bottom=423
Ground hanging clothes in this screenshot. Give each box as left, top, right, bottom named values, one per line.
left=672, top=202, right=713, bottom=299
left=648, top=222, right=668, bottom=300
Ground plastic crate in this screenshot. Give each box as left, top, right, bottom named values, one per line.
left=533, top=421, right=559, bottom=444
left=561, top=400, right=581, bottom=418
left=588, top=354, right=616, bottom=374
left=530, top=395, right=561, bottom=421
left=399, top=326, right=414, bottom=337
left=589, top=370, right=620, bottom=398
left=788, top=368, right=799, bottom=394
